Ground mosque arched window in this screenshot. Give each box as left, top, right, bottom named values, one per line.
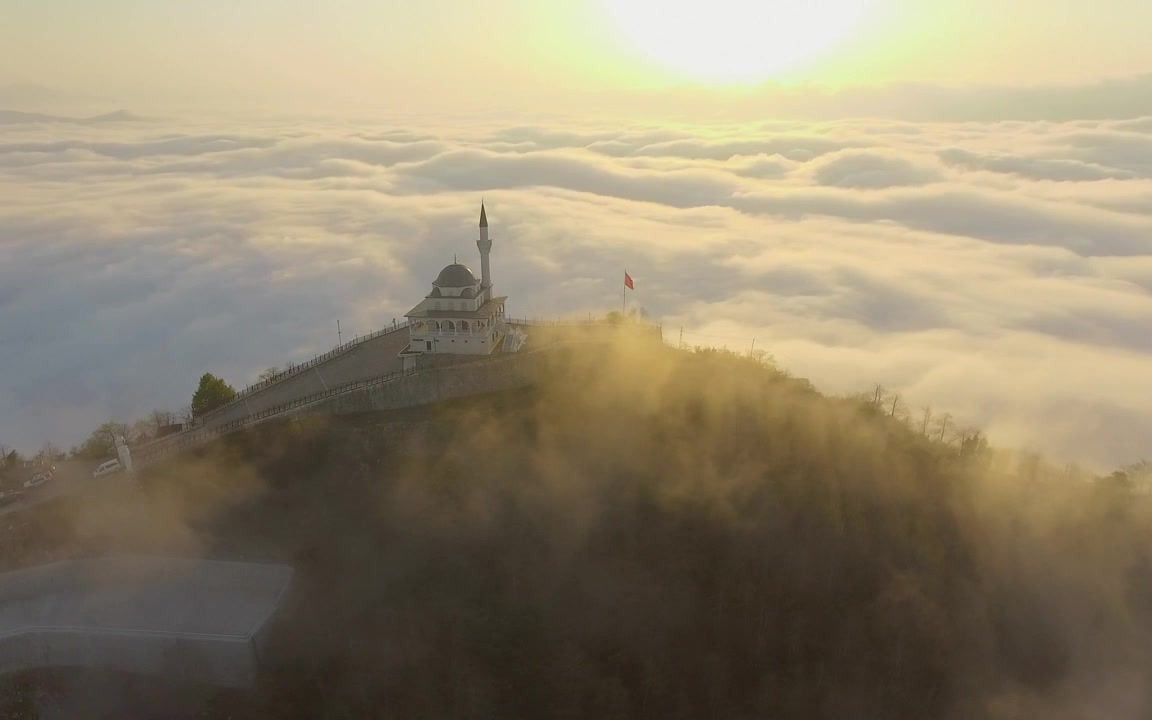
left=446, top=321, right=456, bottom=333
left=460, top=321, right=470, bottom=333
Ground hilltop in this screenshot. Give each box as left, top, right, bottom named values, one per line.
left=2, top=337, right=1150, bottom=719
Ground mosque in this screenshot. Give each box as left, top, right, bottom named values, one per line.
left=399, top=204, right=519, bottom=369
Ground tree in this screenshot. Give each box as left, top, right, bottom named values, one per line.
left=932, top=413, right=954, bottom=443
left=887, top=393, right=906, bottom=420
left=130, top=418, right=153, bottom=443
left=859, top=384, right=905, bottom=421
left=749, top=349, right=776, bottom=368
left=34, top=442, right=62, bottom=465
left=258, top=367, right=281, bottom=383
left=1123, top=460, right=1152, bottom=480
left=870, top=383, right=887, bottom=409
left=128, top=409, right=179, bottom=442
left=957, top=429, right=988, bottom=458
left=1100, top=470, right=1134, bottom=494
left=918, top=407, right=933, bottom=437
left=150, top=409, right=176, bottom=429
left=191, top=373, right=237, bottom=418
left=1122, top=460, right=1152, bottom=494
left=72, top=422, right=129, bottom=460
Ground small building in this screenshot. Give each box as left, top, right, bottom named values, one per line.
left=400, top=204, right=508, bottom=370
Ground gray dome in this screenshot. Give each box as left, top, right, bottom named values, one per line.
left=434, top=263, right=477, bottom=288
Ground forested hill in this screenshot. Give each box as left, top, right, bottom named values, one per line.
left=4, top=338, right=1151, bottom=719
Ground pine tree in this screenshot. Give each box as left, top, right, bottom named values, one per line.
left=191, top=373, right=237, bottom=418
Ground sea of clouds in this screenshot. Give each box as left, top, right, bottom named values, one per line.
left=1, top=109, right=1150, bottom=468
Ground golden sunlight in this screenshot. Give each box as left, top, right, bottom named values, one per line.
left=604, top=0, right=872, bottom=83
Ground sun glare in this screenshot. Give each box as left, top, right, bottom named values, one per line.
left=605, top=0, right=871, bottom=83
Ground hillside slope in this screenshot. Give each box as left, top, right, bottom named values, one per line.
left=4, top=339, right=1150, bottom=719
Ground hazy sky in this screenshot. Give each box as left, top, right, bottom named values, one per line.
left=4, top=0, right=1152, bottom=111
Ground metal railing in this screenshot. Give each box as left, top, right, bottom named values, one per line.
left=507, top=317, right=663, bottom=340
left=505, top=317, right=609, bottom=327
left=131, top=322, right=660, bottom=465
left=134, top=348, right=543, bottom=465
left=135, top=365, right=420, bottom=464
left=194, top=322, right=411, bottom=424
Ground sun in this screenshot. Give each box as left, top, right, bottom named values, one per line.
left=604, top=0, right=871, bottom=83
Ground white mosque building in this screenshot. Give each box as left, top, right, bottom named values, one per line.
left=399, top=204, right=514, bottom=369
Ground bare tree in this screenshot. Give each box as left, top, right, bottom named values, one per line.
left=34, top=442, right=61, bottom=465
left=957, top=429, right=988, bottom=457
left=1122, top=460, right=1152, bottom=494
left=130, top=419, right=153, bottom=443
left=888, top=392, right=906, bottom=420
left=871, top=384, right=887, bottom=409
left=918, top=407, right=933, bottom=437
left=933, top=413, right=953, bottom=443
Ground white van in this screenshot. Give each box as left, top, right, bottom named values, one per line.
left=92, top=459, right=122, bottom=479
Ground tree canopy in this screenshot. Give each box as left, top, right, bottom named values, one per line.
left=70, top=422, right=129, bottom=460
left=191, top=373, right=237, bottom=418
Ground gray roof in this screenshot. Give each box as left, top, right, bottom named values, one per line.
left=0, top=556, right=293, bottom=687
left=434, top=263, right=478, bottom=288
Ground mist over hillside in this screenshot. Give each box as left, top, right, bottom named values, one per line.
left=2, top=339, right=1150, bottom=719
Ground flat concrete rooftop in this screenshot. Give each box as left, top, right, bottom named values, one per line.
left=0, top=556, right=292, bottom=687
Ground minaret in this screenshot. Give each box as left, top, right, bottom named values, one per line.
left=477, top=202, right=492, bottom=295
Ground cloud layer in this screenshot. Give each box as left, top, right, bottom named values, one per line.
left=1, top=112, right=1150, bottom=468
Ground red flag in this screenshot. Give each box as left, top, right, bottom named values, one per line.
left=624, top=271, right=635, bottom=290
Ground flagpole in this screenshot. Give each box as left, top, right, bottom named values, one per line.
left=622, top=269, right=627, bottom=317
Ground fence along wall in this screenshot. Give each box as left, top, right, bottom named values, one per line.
left=188, top=320, right=653, bottom=430
left=134, top=322, right=660, bottom=466
left=232, top=323, right=410, bottom=401
left=197, top=326, right=412, bottom=429
left=319, top=349, right=542, bottom=416
left=134, top=350, right=544, bottom=466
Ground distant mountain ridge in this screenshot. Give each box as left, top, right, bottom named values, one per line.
left=0, top=109, right=146, bottom=125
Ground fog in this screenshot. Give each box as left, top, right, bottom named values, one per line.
left=3, top=338, right=1148, bottom=717
left=2, top=112, right=1151, bottom=469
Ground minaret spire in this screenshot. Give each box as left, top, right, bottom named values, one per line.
left=477, top=202, right=492, bottom=294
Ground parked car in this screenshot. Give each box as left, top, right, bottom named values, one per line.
left=92, top=459, right=123, bottom=479
left=23, top=472, right=50, bottom=490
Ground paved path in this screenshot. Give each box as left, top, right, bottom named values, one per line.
left=199, top=328, right=410, bottom=429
